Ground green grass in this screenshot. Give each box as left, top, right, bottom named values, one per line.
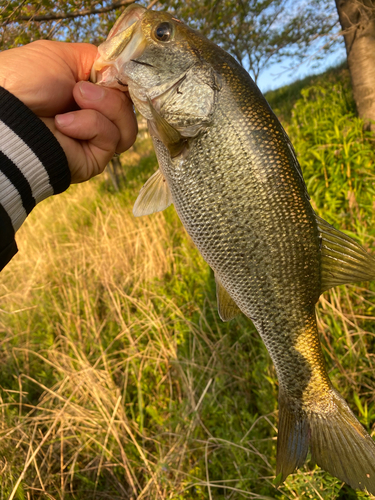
left=265, top=61, right=350, bottom=122
left=1, top=66, right=375, bottom=499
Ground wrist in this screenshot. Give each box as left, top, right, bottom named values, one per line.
left=0, top=48, right=29, bottom=104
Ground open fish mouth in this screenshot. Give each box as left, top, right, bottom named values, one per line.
left=90, top=4, right=146, bottom=89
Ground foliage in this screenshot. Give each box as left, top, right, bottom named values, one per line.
left=286, top=69, right=375, bottom=236
left=1, top=67, right=375, bottom=499
left=265, top=61, right=348, bottom=121
left=168, top=0, right=341, bottom=82
left=1, top=0, right=342, bottom=82
left=0, top=0, right=146, bottom=49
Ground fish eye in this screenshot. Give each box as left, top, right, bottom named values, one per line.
left=154, top=22, right=173, bottom=42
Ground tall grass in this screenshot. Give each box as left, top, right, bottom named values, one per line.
left=0, top=68, right=375, bottom=499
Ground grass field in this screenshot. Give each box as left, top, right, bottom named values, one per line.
left=1, top=66, right=375, bottom=499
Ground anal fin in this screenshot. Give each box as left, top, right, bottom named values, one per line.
left=316, top=215, right=375, bottom=292
left=215, top=273, right=241, bottom=322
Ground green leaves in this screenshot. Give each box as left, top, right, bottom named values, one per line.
left=0, top=0, right=146, bottom=49
left=2, top=0, right=341, bottom=84
left=285, top=68, right=375, bottom=242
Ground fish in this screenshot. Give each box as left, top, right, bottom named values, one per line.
left=91, top=4, right=375, bottom=493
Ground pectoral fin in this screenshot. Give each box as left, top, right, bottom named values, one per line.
left=215, top=273, right=241, bottom=322
left=147, top=97, right=186, bottom=157
left=316, top=215, right=375, bottom=293
left=133, top=169, right=172, bottom=217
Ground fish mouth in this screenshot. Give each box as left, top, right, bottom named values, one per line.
left=90, top=4, right=146, bottom=89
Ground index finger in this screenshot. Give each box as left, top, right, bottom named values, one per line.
left=73, top=81, right=138, bottom=152
left=48, top=41, right=98, bottom=82
left=0, top=41, right=99, bottom=116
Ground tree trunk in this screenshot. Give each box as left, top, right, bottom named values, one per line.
left=335, top=0, right=375, bottom=128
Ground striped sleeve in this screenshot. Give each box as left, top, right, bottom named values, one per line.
left=0, top=86, right=71, bottom=270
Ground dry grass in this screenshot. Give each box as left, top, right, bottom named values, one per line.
left=0, top=178, right=275, bottom=499
left=0, top=180, right=186, bottom=499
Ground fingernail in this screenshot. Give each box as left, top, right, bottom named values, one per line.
left=55, top=113, right=75, bottom=127
left=79, top=81, right=105, bottom=100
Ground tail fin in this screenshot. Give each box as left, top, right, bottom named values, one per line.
left=276, top=390, right=375, bottom=494
left=275, top=398, right=309, bottom=485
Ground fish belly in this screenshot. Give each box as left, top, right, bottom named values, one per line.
left=165, top=98, right=323, bottom=398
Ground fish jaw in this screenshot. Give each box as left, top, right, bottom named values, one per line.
left=90, top=4, right=146, bottom=90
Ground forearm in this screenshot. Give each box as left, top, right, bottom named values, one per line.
left=0, top=86, right=71, bottom=270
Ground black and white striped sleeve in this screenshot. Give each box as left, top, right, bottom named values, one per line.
left=0, top=86, right=71, bottom=270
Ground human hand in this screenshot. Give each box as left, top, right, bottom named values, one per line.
left=0, top=40, right=137, bottom=183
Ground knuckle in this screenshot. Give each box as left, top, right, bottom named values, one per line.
left=30, top=40, right=54, bottom=53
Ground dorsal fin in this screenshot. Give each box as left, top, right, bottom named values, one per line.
left=316, top=215, right=375, bottom=293
left=215, top=273, right=241, bottom=322
left=133, top=169, right=172, bottom=217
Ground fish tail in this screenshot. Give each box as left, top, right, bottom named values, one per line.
left=275, top=392, right=309, bottom=486
left=276, top=389, right=375, bottom=494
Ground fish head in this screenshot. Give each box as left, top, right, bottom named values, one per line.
left=91, top=5, right=221, bottom=135
left=91, top=6, right=200, bottom=96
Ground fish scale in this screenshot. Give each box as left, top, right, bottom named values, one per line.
left=160, top=82, right=326, bottom=409
left=92, top=4, right=375, bottom=493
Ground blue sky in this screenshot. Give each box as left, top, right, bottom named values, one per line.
left=257, top=47, right=347, bottom=93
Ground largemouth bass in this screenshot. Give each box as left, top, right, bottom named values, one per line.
left=91, top=4, right=375, bottom=493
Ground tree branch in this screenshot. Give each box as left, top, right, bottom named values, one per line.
left=10, top=0, right=135, bottom=23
